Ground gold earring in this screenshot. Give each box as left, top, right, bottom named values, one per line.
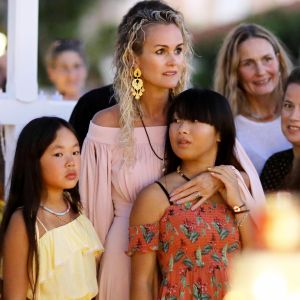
left=131, top=68, right=144, bottom=100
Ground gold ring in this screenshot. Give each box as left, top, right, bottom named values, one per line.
left=194, top=192, right=201, bottom=200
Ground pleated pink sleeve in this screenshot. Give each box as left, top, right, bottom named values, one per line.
left=234, top=138, right=266, bottom=226
left=79, top=123, right=114, bottom=245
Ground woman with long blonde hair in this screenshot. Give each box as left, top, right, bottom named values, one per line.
left=80, top=2, right=265, bottom=299
left=214, top=23, right=292, bottom=174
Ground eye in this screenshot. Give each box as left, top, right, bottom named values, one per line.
left=241, top=60, right=252, bottom=67
left=283, top=101, right=294, bottom=110
left=73, top=150, right=80, bottom=156
left=263, top=56, right=273, bottom=63
left=174, top=47, right=183, bottom=55
left=155, top=48, right=165, bottom=55
left=54, top=153, right=63, bottom=157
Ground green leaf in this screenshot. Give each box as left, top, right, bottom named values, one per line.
left=169, top=255, right=174, bottom=272
left=212, top=222, right=221, bottom=234
left=174, top=250, right=185, bottom=262
left=183, top=258, right=194, bottom=269
left=184, top=202, right=192, bottom=209
left=190, top=231, right=199, bottom=243
left=193, top=284, right=200, bottom=299
left=202, top=244, right=212, bottom=255
left=201, top=294, right=211, bottom=300
left=162, top=241, right=169, bottom=253
left=179, top=224, right=190, bottom=237
left=141, top=226, right=155, bottom=243
left=211, top=253, right=221, bottom=262
left=220, top=229, right=229, bottom=240
left=181, top=276, right=187, bottom=288
left=196, top=216, right=202, bottom=225
left=227, top=242, right=240, bottom=253
left=195, top=248, right=205, bottom=267
left=222, top=244, right=228, bottom=266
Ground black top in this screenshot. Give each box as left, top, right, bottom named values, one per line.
left=69, top=84, right=116, bottom=147
left=260, top=148, right=294, bottom=192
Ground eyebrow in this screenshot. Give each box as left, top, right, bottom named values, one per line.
left=51, top=143, right=79, bottom=149
left=154, top=43, right=184, bottom=48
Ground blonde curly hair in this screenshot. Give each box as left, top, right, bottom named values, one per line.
left=214, top=23, right=293, bottom=116
left=113, top=0, right=192, bottom=161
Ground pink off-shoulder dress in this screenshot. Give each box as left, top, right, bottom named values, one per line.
left=79, top=122, right=265, bottom=300
left=80, top=122, right=166, bottom=300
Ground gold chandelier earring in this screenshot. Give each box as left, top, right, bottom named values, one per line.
left=131, top=67, right=144, bottom=100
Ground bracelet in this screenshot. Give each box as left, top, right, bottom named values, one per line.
left=237, top=212, right=249, bottom=227
left=234, top=209, right=250, bottom=215
left=232, top=203, right=246, bottom=213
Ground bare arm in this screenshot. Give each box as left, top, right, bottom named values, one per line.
left=130, top=184, right=168, bottom=300
left=209, top=165, right=254, bottom=248
left=3, top=210, right=29, bottom=299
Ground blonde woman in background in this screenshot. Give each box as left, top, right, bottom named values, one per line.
left=80, top=2, right=265, bottom=299
left=214, top=23, right=292, bottom=174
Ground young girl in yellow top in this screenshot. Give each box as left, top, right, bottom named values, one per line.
left=0, top=117, right=103, bottom=299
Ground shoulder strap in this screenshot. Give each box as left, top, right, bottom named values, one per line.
left=155, top=181, right=172, bottom=204
left=36, top=216, right=48, bottom=233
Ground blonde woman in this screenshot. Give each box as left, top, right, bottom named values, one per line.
left=80, top=2, right=265, bottom=299
left=214, top=23, right=292, bottom=174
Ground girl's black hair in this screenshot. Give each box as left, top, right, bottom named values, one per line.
left=284, top=67, right=300, bottom=93
left=0, top=116, right=81, bottom=298
left=165, top=88, right=243, bottom=174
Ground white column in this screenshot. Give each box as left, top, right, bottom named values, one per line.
left=6, top=0, right=39, bottom=102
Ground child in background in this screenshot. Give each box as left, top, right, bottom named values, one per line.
left=46, top=39, right=87, bottom=100
left=0, top=117, right=103, bottom=299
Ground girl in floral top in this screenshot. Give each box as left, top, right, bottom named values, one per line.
left=128, top=88, right=257, bottom=300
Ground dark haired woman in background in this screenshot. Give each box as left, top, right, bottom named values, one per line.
left=261, top=67, right=300, bottom=192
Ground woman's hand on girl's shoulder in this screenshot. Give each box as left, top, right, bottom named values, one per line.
left=92, top=104, right=120, bottom=128
left=169, top=172, right=222, bottom=210
left=208, top=165, right=243, bottom=208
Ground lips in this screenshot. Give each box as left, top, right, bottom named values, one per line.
left=177, top=138, right=191, bottom=146
left=163, top=71, right=177, bottom=76
left=66, top=172, right=77, bottom=180
left=287, top=125, right=300, bottom=132
left=253, top=78, right=270, bottom=86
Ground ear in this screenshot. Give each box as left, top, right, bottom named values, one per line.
left=47, top=66, right=56, bottom=83
left=133, top=54, right=140, bottom=69
left=216, top=132, right=221, bottom=143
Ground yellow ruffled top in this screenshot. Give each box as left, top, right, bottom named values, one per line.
left=28, top=214, right=103, bottom=300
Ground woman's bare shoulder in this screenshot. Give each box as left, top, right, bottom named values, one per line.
left=92, top=104, right=120, bottom=128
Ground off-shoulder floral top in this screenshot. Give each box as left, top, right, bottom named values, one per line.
left=128, top=186, right=241, bottom=300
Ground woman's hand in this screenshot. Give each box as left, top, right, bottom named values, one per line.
left=169, top=172, right=223, bottom=210
left=208, top=165, right=243, bottom=208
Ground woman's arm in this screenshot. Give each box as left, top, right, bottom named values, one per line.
left=3, top=210, right=29, bottom=299
left=129, top=184, right=168, bottom=300
left=208, top=165, right=254, bottom=248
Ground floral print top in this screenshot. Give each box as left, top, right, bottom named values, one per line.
left=128, top=200, right=241, bottom=300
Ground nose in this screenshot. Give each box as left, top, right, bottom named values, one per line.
left=255, top=61, right=266, bottom=75
left=178, top=121, right=189, bottom=134
left=167, top=53, right=176, bottom=66
left=65, top=156, right=75, bottom=168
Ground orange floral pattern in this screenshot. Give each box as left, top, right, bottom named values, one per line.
left=128, top=201, right=241, bottom=300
